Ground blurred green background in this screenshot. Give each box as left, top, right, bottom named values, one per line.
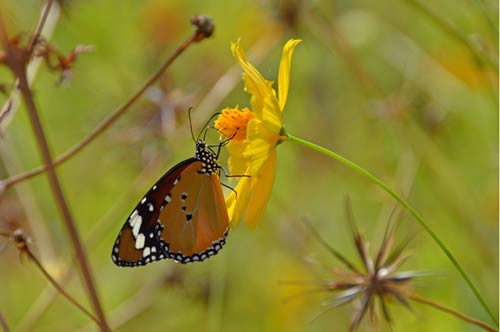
left=0, top=0, right=498, bottom=331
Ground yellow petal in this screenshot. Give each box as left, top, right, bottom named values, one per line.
left=227, top=141, right=249, bottom=177
left=277, top=39, right=301, bottom=111
left=244, top=151, right=277, bottom=228
left=242, top=73, right=277, bottom=115
left=260, top=102, right=282, bottom=134
left=246, top=118, right=279, bottom=146
left=226, top=175, right=252, bottom=225
left=244, top=137, right=273, bottom=175
left=232, top=40, right=281, bottom=124
left=231, top=40, right=270, bottom=110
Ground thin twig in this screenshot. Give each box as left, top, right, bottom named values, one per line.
left=14, top=275, right=72, bottom=332
left=1, top=29, right=203, bottom=191
left=0, top=15, right=110, bottom=332
left=3, top=228, right=99, bottom=329
left=0, top=100, right=12, bottom=128
left=14, top=157, right=163, bottom=332
left=25, top=248, right=100, bottom=324
left=0, top=0, right=60, bottom=131
left=409, top=293, right=498, bottom=332
left=0, top=310, right=9, bottom=332
left=26, top=0, right=54, bottom=52
left=74, top=273, right=165, bottom=332
left=0, top=137, right=58, bottom=264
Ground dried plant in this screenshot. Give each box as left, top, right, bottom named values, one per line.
left=295, top=201, right=497, bottom=332
left=302, top=203, right=417, bottom=331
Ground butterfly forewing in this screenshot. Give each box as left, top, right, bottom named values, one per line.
left=157, top=161, right=229, bottom=263
left=112, top=158, right=196, bottom=267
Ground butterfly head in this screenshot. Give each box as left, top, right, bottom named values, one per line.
left=195, top=139, right=218, bottom=174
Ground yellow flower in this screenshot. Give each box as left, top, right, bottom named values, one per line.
left=215, top=39, right=301, bottom=227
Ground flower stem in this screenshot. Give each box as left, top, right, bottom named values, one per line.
left=286, top=132, right=498, bottom=327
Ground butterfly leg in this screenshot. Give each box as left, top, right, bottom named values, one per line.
left=218, top=164, right=250, bottom=179
left=207, top=130, right=238, bottom=158
left=220, top=182, right=239, bottom=197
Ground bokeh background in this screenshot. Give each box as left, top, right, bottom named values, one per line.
left=0, top=0, right=498, bottom=331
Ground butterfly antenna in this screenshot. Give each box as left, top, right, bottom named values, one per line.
left=188, top=107, right=196, bottom=143
left=203, top=126, right=215, bottom=141
left=197, top=112, right=222, bottom=141
left=209, top=129, right=238, bottom=158
left=205, top=126, right=236, bottom=145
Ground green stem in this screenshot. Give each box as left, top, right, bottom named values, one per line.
left=286, top=132, right=498, bottom=327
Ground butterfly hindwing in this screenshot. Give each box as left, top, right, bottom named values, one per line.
left=111, top=158, right=196, bottom=267
left=156, top=161, right=229, bottom=263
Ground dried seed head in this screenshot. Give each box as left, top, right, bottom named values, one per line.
left=191, top=16, right=215, bottom=41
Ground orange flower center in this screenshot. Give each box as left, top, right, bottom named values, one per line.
left=214, top=107, right=255, bottom=142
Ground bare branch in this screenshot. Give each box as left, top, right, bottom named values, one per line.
left=0, top=13, right=110, bottom=332
left=1, top=19, right=209, bottom=191
left=2, top=229, right=101, bottom=325
left=0, top=0, right=61, bottom=132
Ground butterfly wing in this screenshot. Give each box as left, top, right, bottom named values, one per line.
left=156, top=161, right=230, bottom=263
left=111, top=158, right=196, bottom=267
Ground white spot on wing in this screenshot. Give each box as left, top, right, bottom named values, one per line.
left=135, top=233, right=145, bottom=249
left=129, top=210, right=139, bottom=226
left=143, top=247, right=151, bottom=257
left=131, top=214, right=142, bottom=238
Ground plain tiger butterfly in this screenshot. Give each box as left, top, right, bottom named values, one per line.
left=111, top=132, right=231, bottom=267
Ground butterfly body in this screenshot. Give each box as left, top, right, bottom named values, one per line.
left=112, top=140, right=229, bottom=267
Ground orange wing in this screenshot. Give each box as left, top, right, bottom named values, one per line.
left=112, top=142, right=231, bottom=267
left=157, top=161, right=229, bottom=263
